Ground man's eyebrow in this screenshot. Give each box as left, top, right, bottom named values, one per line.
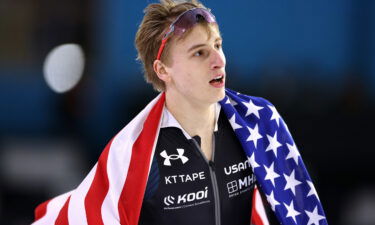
left=187, top=43, right=206, bottom=52
left=187, top=37, right=223, bottom=52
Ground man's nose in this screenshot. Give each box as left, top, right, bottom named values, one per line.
left=210, top=49, right=226, bottom=70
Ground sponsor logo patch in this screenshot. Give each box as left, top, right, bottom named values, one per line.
left=164, top=171, right=206, bottom=185
left=224, top=159, right=251, bottom=175
left=163, top=186, right=210, bottom=210
left=226, top=174, right=256, bottom=198
left=160, top=148, right=189, bottom=166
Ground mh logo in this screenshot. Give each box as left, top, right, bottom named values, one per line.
left=160, top=148, right=189, bottom=166
left=227, top=180, right=238, bottom=194
left=164, top=195, right=175, bottom=206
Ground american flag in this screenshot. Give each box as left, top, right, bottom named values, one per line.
left=32, top=89, right=327, bottom=225
left=222, top=89, right=327, bottom=225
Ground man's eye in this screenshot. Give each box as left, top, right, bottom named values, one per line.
left=215, top=43, right=222, bottom=49
left=194, top=50, right=204, bottom=57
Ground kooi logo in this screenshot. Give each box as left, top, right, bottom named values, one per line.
left=163, top=187, right=208, bottom=206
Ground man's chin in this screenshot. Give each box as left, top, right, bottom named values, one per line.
left=212, top=88, right=226, bottom=102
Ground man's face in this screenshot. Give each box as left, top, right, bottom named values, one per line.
left=164, top=24, right=226, bottom=105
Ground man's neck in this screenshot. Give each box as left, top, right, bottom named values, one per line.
left=165, top=91, right=216, bottom=139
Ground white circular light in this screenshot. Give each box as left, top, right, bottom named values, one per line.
left=43, top=43, right=85, bottom=93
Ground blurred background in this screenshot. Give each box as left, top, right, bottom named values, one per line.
left=1, top=0, right=374, bottom=224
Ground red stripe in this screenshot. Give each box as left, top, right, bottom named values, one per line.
left=251, top=187, right=264, bottom=225
left=84, top=138, right=114, bottom=225
left=34, top=199, right=51, bottom=221
left=55, top=196, right=71, bottom=225
left=118, top=93, right=165, bottom=225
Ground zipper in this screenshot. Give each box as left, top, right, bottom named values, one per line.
left=191, top=133, right=221, bottom=225
left=208, top=160, right=221, bottom=225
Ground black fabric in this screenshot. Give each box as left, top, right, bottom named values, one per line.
left=139, top=110, right=255, bottom=225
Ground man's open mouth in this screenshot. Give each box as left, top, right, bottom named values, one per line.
left=209, top=75, right=224, bottom=84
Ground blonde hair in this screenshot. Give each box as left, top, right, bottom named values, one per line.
left=135, top=0, right=211, bottom=91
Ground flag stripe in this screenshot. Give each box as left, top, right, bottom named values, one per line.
left=84, top=139, right=113, bottom=225
left=101, top=101, right=156, bottom=224
left=251, top=186, right=269, bottom=225
left=101, top=129, right=138, bottom=225
left=67, top=164, right=97, bottom=224
left=33, top=191, right=72, bottom=225
left=34, top=199, right=50, bottom=221
left=55, top=196, right=71, bottom=225
left=118, top=93, right=165, bottom=225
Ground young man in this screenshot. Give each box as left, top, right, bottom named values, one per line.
left=136, top=1, right=265, bottom=225
left=33, top=1, right=327, bottom=225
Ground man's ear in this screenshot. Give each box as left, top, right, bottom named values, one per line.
left=153, top=60, right=171, bottom=83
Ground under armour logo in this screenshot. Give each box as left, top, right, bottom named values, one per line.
left=160, top=148, right=189, bottom=166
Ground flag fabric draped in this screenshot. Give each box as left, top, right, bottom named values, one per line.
left=33, top=89, right=327, bottom=225
left=223, top=89, right=327, bottom=225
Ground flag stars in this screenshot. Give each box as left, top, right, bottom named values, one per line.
left=286, top=142, right=301, bottom=165
left=229, top=97, right=238, bottom=106
left=284, top=170, right=302, bottom=195
left=305, top=206, right=325, bottom=225
left=307, top=180, right=320, bottom=201
left=246, top=124, right=263, bottom=148
left=264, top=162, right=280, bottom=187
left=247, top=152, right=260, bottom=170
left=221, top=95, right=325, bottom=225
left=229, top=114, right=242, bottom=130
left=284, top=200, right=301, bottom=224
left=242, top=99, right=264, bottom=118
left=268, top=105, right=281, bottom=126
left=266, top=191, right=280, bottom=211
left=265, top=132, right=282, bottom=157
left=225, top=97, right=239, bottom=106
